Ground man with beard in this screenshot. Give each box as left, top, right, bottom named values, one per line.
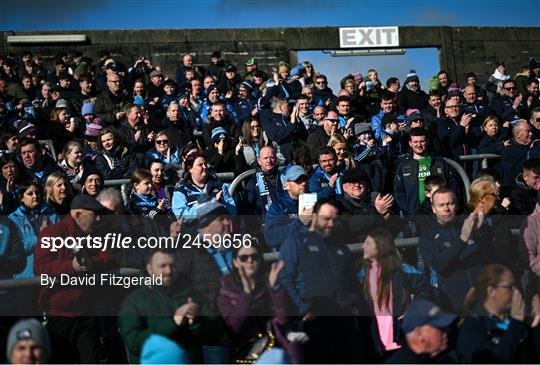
left=243, top=146, right=282, bottom=225
left=309, top=146, right=343, bottom=199
left=119, top=249, right=222, bottom=364
left=394, top=128, right=456, bottom=217
left=525, top=79, right=540, bottom=113
left=233, top=81, right=257, bottom=124
left=197, top=86, right=237, bottom=129
left=306, top=110, right=339, bottom=161
left=397, top=70, right=428, bottom=114
left=278, top=198, right=362, bottom=363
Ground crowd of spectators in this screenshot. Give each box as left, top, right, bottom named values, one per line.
left=1, top=49, right=540, bottom=364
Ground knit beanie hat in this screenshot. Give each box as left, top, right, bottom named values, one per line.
left=141, top=335, right=190, bottom=364
left=352, top=72, right=363, bottom=84
left=211, top=127, right=228, bottom=143
left=6, top=319, right=51, bottom=360
left=84, top=118, right=103, bottom=141
left=81, top=101, right=95, bottom=116
left=404, top=70, right=419, bottom=84
left=196, top=198, right=229, bottom=228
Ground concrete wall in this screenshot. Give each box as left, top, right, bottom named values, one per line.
left=2, top=26, right=540, bottom=85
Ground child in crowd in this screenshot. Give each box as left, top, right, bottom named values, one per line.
left=128, top=169, right=166, bottom=219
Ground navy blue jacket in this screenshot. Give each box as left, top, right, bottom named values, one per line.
left=242, top=169, right=282, bottom=222
left=0, top=217, right=25, bottom=279
left=263, top=192, right=305, bottom=249
left=500, top=141, right=531, bottom=187
left=278, top=229, right=359, bottom=316
left=233, top=98, right=257, bottom=124
left=394, top=154, right=456, bottom=216
left=259, top=110, right=307, bottom=161
left=489, top=95, right=528, bottom=122
left=94, top=145, right=140, bottom=180
left=457, top=305, right=529, bottom=363
left=418, top=221, right=485, bottom=312
left=308, top=166, right=343, bottom=199
left=436, top=118, right=472, bottom=161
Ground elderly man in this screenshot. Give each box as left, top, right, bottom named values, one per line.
left=163, top=102, right=194, bottom=150
left=34, top=195, right=114, bottom=363
left=386, top=300, right=457, bottom=363
left=306, top=110, right=339, bottom=161
left=501, top=120, right=534, bottom=186
left=436, top=98, right=475, bottom=161
left=94, top=73, right=133, bottom=127
left=243, top=146, right=283, bottom=224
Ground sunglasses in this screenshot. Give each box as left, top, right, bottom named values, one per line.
left=504, top=87, right=516, bottom=91
left=156, top=139, right=168, bottom=144
left=316, top=81, right=327, bottom=84
left=237, top=254, right=259, bottom=263
left=325, top=119, right=339, bottom=124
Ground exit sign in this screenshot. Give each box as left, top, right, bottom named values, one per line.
left=339, top=27, right=399, bottom=48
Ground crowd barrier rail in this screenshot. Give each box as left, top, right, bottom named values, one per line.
left=0, top=230, right=520, bottom=290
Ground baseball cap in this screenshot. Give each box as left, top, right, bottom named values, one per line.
left=284, top=165, right=308, bottom=182
left=402, top=299, right=457, bottom=334
left=71, top=195, right=105, bottom=212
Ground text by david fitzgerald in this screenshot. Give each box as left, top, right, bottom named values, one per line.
left=40, top=274, right=162, bottom=289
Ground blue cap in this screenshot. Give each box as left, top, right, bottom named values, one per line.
left=284, top=165, right=308, bottom=182
left=402, top=299, right=456, bottom=334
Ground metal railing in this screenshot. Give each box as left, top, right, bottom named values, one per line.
left=0, top=230, right=520, bottom=290
left=458, top=154, right=501, bottom=169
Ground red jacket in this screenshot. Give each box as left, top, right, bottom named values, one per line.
left=34, top=214, right=115, bottom=317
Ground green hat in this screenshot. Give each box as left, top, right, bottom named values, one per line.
left=245, top=58, right=257, bottom=66
left=429, top=75, right=440, bottom=91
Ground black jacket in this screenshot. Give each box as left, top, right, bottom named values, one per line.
left=510, top=174, right=538, bottom=215
left=457, top=305, right=529, bottom=363
left=305, top=127, right=330, bottom=162
left=500, top=141, right=531, bottom=187
left=94, top=145, right=140, bottom=180
left=397, top=88, right=428, bottom=114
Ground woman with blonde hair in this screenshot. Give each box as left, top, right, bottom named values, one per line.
left=59, top=141, right=84, bottom=184
left=44, top=171, right=73, bottom=215
left=329, top=133, right=356, bottom=171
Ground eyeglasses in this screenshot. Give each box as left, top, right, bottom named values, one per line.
left=445, top=105, right=459, bottom=109
left=155, top=139, right=169, bottom=145
left=504, top=87, right=516, bottom=91
left=325, top=119, right=339, bottom=124
left=237, top=254, right=259, bottom=263
left=494, top=283, right=515, bottom=291
left=316, top=81, right=327, bottom=85
left=250, top=125, right=260, bottom=130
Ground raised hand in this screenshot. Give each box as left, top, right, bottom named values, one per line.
left=268, top=260, right=285, bottom=288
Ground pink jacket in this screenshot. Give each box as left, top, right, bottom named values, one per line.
left=523, top=203, right=540, bottom=275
